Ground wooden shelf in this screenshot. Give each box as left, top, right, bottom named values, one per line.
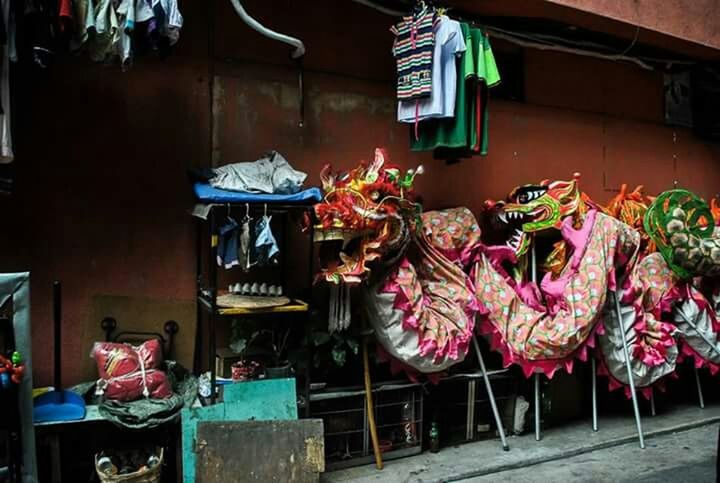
left=198, top=295, right=309, bottom=316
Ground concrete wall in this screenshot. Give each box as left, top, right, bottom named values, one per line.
left=546, top=0, right=720, bottom=50
left=1, top=0, right=719, bottom=386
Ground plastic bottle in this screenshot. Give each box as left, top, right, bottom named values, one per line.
left=401, top=401, right=416, bottom=443
left=429, top=422, right=440, bottom=453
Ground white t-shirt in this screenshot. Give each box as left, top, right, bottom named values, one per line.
left=397, top=16, right=465, bottom=123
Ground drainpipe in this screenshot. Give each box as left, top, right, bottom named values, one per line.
left=229, top=0, right=306, bottom=125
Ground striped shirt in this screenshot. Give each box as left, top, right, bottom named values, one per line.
left=391, top=8, right=438, bottom=100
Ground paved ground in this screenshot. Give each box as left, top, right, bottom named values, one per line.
left=463, top=424, right=717, bottom=483
left=324, top=404, right=720, bottom=483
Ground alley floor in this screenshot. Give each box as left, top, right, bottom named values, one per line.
left=463, top=424, right=717, bottom=482
left=325, top=404, right=720, bottom=483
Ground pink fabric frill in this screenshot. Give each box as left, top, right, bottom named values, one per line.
left=380, top=258, right=479, bottom=366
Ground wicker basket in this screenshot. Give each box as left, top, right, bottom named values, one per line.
left=95, top=448, right=163, bottom=483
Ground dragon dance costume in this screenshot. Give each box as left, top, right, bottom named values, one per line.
left=312, top=149, right=720, bottom=399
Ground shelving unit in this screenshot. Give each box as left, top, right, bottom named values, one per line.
left=309, top=381, right=423, bottom=470
left=426, top=369, right=517, bottom=447
left=194, top=201, right=316, bottom=408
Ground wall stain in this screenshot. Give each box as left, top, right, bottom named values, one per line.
left=304, top=437, right=325, bottom=473
left=311, top=90, right=394, bottom=120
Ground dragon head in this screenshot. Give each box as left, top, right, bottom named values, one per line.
left=313, top=149, right=422, bottom=284
left=605, top=184, right=656, bottom=254
left=645, top=189, right=720, bottom=279
left=487, top=173, right=585, bottom=256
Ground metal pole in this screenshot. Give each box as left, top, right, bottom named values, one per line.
left=650, top=389, right=656, bottom=417
left=531, top=243, right=542, bottom=442
left=591, top=357, right=598, bottom=431
left=695, top=367, right=705, bottom=409
left=472, top=336, right=510, bottom=451
left=209, top=208, right=218, bottom=404
left=614, top=291, right=645, bottom=448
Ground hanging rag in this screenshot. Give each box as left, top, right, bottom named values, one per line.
left=216, top=215, right=240, bottom=269
left=238, top=211, right=252, bottom=271
left=328, top=284, right=351, bottom=333
left=251, top=214, right=280, bottom=267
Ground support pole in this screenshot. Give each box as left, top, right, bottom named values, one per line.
left=534, top=374, right=541, bottom=441
left=591, top=357, right=598, bottom=432
left=531, top=243, right=542, bottom=442
left=472, top=336, right=510, bottom=451
left=695, top=367, right=705, bottom=409
left=362, top=337, right=383, bottom=470
left=650, top=389, right=656, bottom=417
left=614, top=291, right=645, bottom=449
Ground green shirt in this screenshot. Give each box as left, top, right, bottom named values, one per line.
left=410, top=25, right=501, bottom=157
left=410, top=22, right=473, bottom=151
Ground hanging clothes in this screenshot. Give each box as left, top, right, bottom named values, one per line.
left=58, top=0, right=73, bottom=32
left=409, top=22, right=473, bottom=153
left=469, top=30, right=501, bottom=155
left=390, top=6, right=437, bottom=101
left=25, top=0, right=55, bottom=69
left=397, top=16, right=465, bottom=122
left=217, top=216, right=241, bottom=269
left=410, top=24, right=501, bottom=158
left=0, top=0, right=13, bottom=163
left=252, top=214, right=280, bottom=267
left=71, top=0, right=183, bottom=66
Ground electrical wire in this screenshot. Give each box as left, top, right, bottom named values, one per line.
left=351, top=0, right=696, bottom=71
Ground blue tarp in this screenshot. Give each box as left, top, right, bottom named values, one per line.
left=194, top=183, right=322, bottom=204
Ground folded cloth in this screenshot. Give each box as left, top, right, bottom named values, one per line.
left=209, top=151, right=307, bottom=194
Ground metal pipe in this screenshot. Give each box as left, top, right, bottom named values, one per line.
left=650, top=389, right=656, bottom=416
left=472, top=336, right=509, bottom=451
left=534, top=374, right=541, bottom=441
left=531, top=243, right=542, bottom=442
left=228, top=0, right=305, bottom=58
left=614, top=291, right=645, bottom=448
left=591, top=357, right=598, bottom=431
left=351, top=0, right=404, bottom=16
left=695, top=367, right=705, bottom=409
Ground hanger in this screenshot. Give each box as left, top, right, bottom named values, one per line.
left=264, top=203, right=268, bottom=217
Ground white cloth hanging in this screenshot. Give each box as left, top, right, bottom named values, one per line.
left=0, top=0, right=13, bottom=164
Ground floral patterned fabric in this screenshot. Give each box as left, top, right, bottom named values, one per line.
left=474, top=211, right=640, bottom=377
left=380, top=208, right=480, bottom=370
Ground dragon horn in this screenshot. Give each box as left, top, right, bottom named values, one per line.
left=320, top=164, right=335, bottom=191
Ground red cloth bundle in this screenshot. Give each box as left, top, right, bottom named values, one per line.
left=91, top=340, right=172, bottom=401
left=101, top=369, right=172, bottom=401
